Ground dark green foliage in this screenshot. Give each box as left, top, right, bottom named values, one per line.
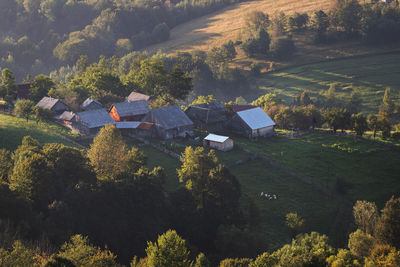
left=351, top=113, right=368, bottom=136
left=0, top=68, right=16, bottom=101
left=241, top=29, right=270, bottom=57
left=29, top=75, right=55, bottom=102
left=13, top=99, right=34, bottom=122
left=152, top=23, right=171, bottom=43
left=375, top=196, right=400, bottom=249
left=269, top=37, right=295, bottom=59
left=288, top=13, right=309, bottom=32
left=323, top=108, right=351, bottom=133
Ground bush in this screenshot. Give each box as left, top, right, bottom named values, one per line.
left=270, top=37, right=295, bottom=59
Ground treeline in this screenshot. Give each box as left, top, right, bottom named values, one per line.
left=249, top=87, right=399, bottom=139
left=237, top=0, right=400, bottom=60
left=1, top=194, right=400, bottom=266
left=0, top=0, right=244, bottom=79
left=0, top=125, right=265, bottom=264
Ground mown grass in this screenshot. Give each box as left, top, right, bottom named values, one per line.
left=235, top=132, right=400, bottom=207
left=253, top=53, right=400, bottom=113
left=230, top=159, right=352, bottom=249
left=0, top=114, right=77, bottom=150
left=140, top=145, right=182, bottom=192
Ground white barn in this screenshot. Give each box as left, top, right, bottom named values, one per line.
left=203, top=134, right=234, bottom=151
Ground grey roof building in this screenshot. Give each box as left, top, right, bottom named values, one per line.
left=228, top=107, right=275, bottom=139
left=56, top=111, right=76, bottom=122
left=126, top=92, right=151, bottom=103
left=74, top=108, right=115, bottom=135
left=109, top=100, right=150, bottom=121
left=142, top=105, right=193, bottom=139
left=81, top=97, right=103, bottom=111
left=185, top=101, right=227, bottom=132
left=36, top=96, right=69, bottom=114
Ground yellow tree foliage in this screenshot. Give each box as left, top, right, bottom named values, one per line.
left=87, top=124, right=128, bottom=181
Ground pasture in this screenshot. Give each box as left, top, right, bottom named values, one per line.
left=140, top=131, right=400, bottom=248
left=250, top=53, right=400, bottom=112
left=0, top=114, right=78, bottom=150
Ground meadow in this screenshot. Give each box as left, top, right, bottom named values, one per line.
left=0, top=114, right=78, bottom=150
left=135, top=131, right=400, bottom=249
left=251, top=52, right=400, bottom=112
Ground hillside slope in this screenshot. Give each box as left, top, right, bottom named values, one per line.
left=145, top=0, right=331, bottom=54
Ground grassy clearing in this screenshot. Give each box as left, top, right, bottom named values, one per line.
left=251, top=53, right=400, bottom=112
left=231, top=159, right=352, bottom=249
left=0, top=114, right=77, bottom=150
left=235, top=132, right=400, bottom=207
left=140, top=145, right=182, bottom=191
left=145, top=0, right=331, bottom=54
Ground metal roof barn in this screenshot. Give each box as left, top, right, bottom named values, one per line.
left=77, top=109, right=115, bottom=129
left=237, top=107, right=275, bottom=130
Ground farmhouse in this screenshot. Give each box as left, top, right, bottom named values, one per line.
left=126, top=91, right=151, bottom=103
left=81, top=97, right=103, bottom=111
left=74, top=108, right=115, bottom=135
left=142, top=105, right=194, bottom=139
left=109, top=100, right=150, bottom=122
left=115, top=121, right=155, bottom=137
left=56, top=111, right=76, bottom=125
left=185, top=101, right=227, bottom=132
left=203, top=134, right=233, bottom=151
left=228, top=107, right=275, bottom=138
left=36, top=96, right=70, bottom=114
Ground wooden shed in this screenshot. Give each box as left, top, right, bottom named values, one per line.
left=109, top=100, right=150, bottom=122
left=36, top=96, right=70, bottom=114
left=81, top=97, right=103, bottom=111
left=203, top=134, right=233, bottom=151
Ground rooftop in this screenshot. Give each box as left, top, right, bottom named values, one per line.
left=237, top=107, right=275, bottom=130
left=112, top=100, right=150, bottom=117
left=204, top=134, right=230, bottom=143
left=77, top=109, right=115, bottom=129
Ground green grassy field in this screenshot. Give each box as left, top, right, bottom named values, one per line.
left=0, top=114, right=78, bottom=150
left=253, top=53, right=400, bottom=113
left=235, top=132, right=400, bottom=207
left=136, top=132, right=400, bottom=249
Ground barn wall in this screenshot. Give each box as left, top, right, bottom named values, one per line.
left=109, top=106, right=121, bottom=121
left=252, top=126, right=274, bottom=137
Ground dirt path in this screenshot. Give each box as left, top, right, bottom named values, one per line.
left=145, top=0, right=331, bottom=54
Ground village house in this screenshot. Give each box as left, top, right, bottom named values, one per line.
left=73, top=108, right=115, bottom=135
left=203, top=134, right=234, bottom=151
left=142, top=105, right=194, bottom=139
left=228, top=107, right=275, bottom=138
left=109, top=100, right=150, bottom=122
left=126, top=91, right=152, bottom=103
left=81, top=97, right=103, bottom=111
left=36, top=96, right=70, bottom=114
left=115, top=121, right=155, bottom=137
left=185, top=101, right=227, bottom=132
left=56, top=111, right=76, bottom=125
